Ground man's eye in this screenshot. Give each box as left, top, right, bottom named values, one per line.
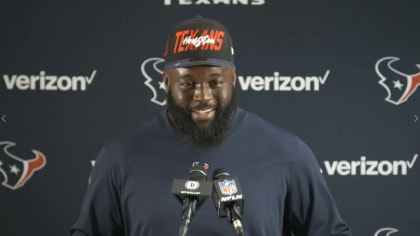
left=181, top=82, right=194, bottom=88
left=210, top=81, right=222, bottom=87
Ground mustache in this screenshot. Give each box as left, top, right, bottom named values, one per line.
left=189, top=103, right=218, bottom=111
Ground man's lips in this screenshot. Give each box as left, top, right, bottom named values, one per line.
left=191, top=108, right=216, bottom=123
left=192, top=108, right=214, bottom=113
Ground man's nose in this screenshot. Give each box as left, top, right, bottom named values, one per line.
left=193, top=84, right=212, bottom=101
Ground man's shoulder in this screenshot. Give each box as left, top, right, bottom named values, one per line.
left=240, top=108, right=297, bottom=139
left=230, top=108, right=319, bottom=171
left=239, top=108, right=313, bottom=155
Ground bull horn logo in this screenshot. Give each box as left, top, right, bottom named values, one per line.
left=141, top=57, right=166, bottom=106
left=375, top=56, right=420, bottom=105
left=0, top=141, right=46, bottom=190
left=374, top=227, right=399, bottom=236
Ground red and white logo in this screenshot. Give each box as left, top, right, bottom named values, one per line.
left=218, top=179, right=238, bottom=195
left=192, top=161, right=209, bottom=170
left=170, top=29, right=224, bottom=54
left=0, top=141, right=46, bottom=190
left=375, top=56, right=420, bottom=105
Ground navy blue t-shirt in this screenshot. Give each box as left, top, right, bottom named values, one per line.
left=71, top=108, right=351, bottom=236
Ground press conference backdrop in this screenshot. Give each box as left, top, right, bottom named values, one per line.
left=0, top=1, right=419, bottom=235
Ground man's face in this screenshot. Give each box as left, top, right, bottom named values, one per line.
left=163, top=65, right=237, bottom=149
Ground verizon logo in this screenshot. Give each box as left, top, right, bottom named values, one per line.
left=2, top=70, right=97, bottom=91
left=324, top=154, right=417, bottom=176
left=238, top=70, right=330, bottom=91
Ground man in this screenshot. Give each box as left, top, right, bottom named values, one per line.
left=71, top=16, right=352, bottom=236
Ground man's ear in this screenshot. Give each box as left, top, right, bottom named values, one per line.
left=231, top=67, right=237, bottom=88
left=163, top=71, right=170, bottom=92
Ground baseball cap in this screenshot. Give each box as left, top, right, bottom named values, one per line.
left=163, top=16, right=235, bottom=69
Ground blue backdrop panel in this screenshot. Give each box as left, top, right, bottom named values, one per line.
left=0, top=1, right=419, bottom=236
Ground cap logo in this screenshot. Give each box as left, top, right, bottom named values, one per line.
left=163, top=17, right=235, bottom=69
left=173, top=29, right=225, bottom=54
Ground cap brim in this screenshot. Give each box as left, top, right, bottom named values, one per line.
left=164, top=58, right=234, bottom=69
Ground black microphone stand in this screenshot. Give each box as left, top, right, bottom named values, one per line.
left=226, top=203, right=245, bottom=236
left=179, top=197, right=197, bottom=236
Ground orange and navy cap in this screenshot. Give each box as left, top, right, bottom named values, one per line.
left=163, top=16, right=235, bottom=69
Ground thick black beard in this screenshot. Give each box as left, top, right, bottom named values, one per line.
left=166, top=89, right=236, bottom=150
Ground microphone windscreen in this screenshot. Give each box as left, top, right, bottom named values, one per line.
left=189, top=165, right=208, bottom=181
left=212, top=168, right=231, bottom=180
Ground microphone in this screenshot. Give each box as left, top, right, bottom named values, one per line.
left=171, top=164, right=213, bottom=236
left=212, top=168, right=245, bottom=236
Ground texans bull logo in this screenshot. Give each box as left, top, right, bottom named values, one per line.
left=0, top=141, right=46, bottom=190
left=375, top=56, right=420, bottom=105
left=141, top=57, right=167, bottom=106
left=374, top=227, right=399, bottom=236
